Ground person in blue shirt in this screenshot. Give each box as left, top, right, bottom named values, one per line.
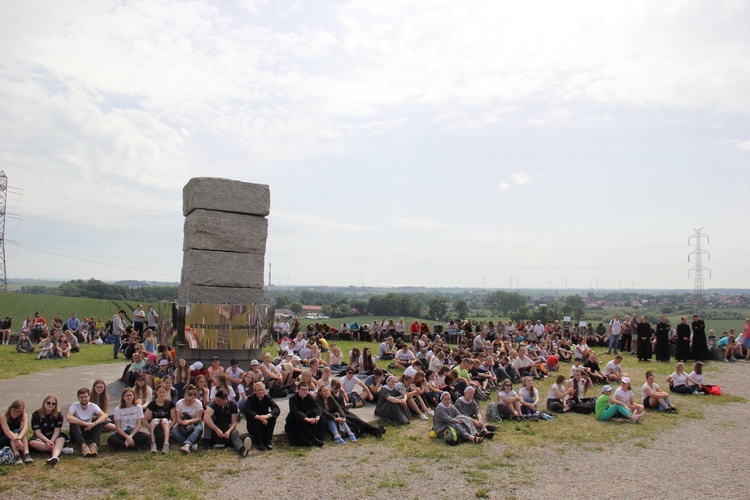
left=66, top=313, right=81, bottom=334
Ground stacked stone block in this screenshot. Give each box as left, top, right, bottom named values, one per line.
left=179, top=177, right=269, bottom=305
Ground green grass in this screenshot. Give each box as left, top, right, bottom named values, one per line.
left=0, top=343, right=123, bottom=380
left=0, top=293, right=140, bottom=326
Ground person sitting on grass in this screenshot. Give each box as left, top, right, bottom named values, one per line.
left=66, top=387, right=108, bottom=457
left=15, top=333, right=34, bottom=354
left=687, top=362, right=708, bottom=394
left=566, top=370, right=596, bottom=414
left=392, top=344, right=417, bottom=369
left=518, top=376, right=541, bottom=420
left=203, top=388, right=251, bottom=456
left=595, top=385, right=643, bottom=423
left=455, top=386, right=495, bottom=434
left=317, top=385, right=357, bottom=444
left=56, top=332, right=71, bottom=358
left=341, top=366, right=374, bottom=406
left=613, top=377, right=645, bottom=418
left=144, top=384, right=176, bottom=454
left=286, top=382, right=326, bottom=447
left=497, top=379, right=524, bottom=421
left=667, top=362, right=700, bottom=394
left=37, top=336, right=55, bottom=360
left=106, top=388, right=150, bottom=451
left=375, top=376, right=412, bottom=425
left=29, top=395, right=71, bottom=466
left=395, top=373, right=431, bottom=419
left=65, top=330, right=80, bottom=353
left=1, top=400, right=33, bottom=465
left=433, top=391, right=485, bottom=444
left=642, top=371, right=678, bottom=413
left=172, top=385, right=205, bottom=455
left=90, top=379, right=116, bottom=433
left=330, top=379, right=385, bottom=439
left=0, top=316, right=11, bottom=345
left=604, top=355, right=628, bottom=383
left=243, top=382, right=280, bottom=451
left=547, top=374, right=572, bottom=413
left=717, top=331, right=741, bottom=362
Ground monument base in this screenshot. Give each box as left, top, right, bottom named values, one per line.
left=175, top=346, right=264, bottom=368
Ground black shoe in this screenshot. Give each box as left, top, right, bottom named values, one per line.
left=265, top=444, right=273, bottom=451
left=313, top=439, right=324, bottom=447
left=486, top=425, right=497, bottom=432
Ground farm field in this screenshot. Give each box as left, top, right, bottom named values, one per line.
left=0, top=294, right=141, bottom=325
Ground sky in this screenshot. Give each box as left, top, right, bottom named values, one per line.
left=1, top=0, right=749, bottom=291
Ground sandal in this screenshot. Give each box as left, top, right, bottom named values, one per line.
left=474, top=436, right=484, bottom=444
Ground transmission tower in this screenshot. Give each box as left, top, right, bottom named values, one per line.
left=0, top=171, right=7, bottom=293
left=688, top=227, right=710, bottom=306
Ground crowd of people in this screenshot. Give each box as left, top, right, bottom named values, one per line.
left=1, top=310, right=747, bottom=464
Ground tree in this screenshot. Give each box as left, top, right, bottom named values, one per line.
left=289, top=301, right=303, bottom=314
left=428, top=297, right=448, bottom=321
left=350, top=300, right=368, bottom=315
left=453, top=299, right=469, bottom=319
left=565, top=295, right=585, bottom=320
left=274, top=295, right=292, bottom=309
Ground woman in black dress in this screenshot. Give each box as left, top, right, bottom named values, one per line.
left=691, top=314, right=708, bottom=362
left=675, top=317, right=691, bottom=362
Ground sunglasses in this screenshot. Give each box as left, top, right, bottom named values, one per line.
left=45, top=401, right=57, bottom=406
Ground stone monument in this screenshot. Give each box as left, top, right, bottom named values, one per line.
left=174, top=177, right=273, bottom=364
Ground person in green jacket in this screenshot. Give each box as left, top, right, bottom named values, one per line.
left=595, top=385, right=643, bottom=423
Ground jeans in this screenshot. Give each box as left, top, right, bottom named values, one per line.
left=171, top=423, right=204, bottom=446
left=608, top=334, right=620, bottom=353
left=113, top=334, right=121, bottom=358
left=323, top=417, right=352, bottom=438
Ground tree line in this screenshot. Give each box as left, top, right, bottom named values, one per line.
left=19, top=279, right=178, bottom=302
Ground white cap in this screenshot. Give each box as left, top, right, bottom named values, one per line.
left=189, top=362, right=203, bottom=371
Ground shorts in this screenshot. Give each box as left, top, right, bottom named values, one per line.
left=151, top=418, right=171, bottom=426
left=743, top=338, right=750, bottom=350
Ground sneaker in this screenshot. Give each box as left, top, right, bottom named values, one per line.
left=14, top=455, right=23, bottom=465
left=724, top=358, right=730, bottom=363
left=161, top=443, right=169, bottom=454
left=180, top=443, right=191, bottom=454
left=61, top=447, right=74, bottom=455
left=349, top=434, right=357, bottom=443
left=151, top=442, right=158, bottom=454
left=334, top=437, right=346, bottom=444
left=213, top=443, right=226, bottom=448
left=46, top=457, right=59, bottom=466
left=80, top=443, right=91, bottom=457
left=418, top=413, right=429, bottom=420
left=23, top=454, right=33, bottom=463
left=191, top=443, right=198, bottom=453
left=426, top=409, right=435, bottom=416
left=241, top=437, right=252, bottom=457
left=631, top=413, right=644, bottom=424
left=88, top=443, right=98, bottom=456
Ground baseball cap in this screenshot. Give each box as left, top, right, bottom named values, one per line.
left=211, top=355, right=220, bottom=361
left=602, top=385, right=613, bottom=393
left=250, top=359, right=259, bottom=366
left=147, top=354, right=157, bottom=361
left=159, top=359, right=169, bottom=366
left=621, top=377, right=631, bottom=384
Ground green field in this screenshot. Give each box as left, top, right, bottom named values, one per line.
left=0, top=293, right=140, bottom=325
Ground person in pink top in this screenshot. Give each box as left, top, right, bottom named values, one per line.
left=743, top=319, right=750, bottom=361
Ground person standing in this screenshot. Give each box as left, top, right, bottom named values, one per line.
left=675, top=317, right=692, bottom=362
left=654, top=316, right=671, bottom=362
left=691, top=314, right=708, bottom=362
left=133, top=305, right=146, bottom=337
left=743, top=318, right=750, bottom=361
left=146, top=304, right=159, bottom=338
left=112, top=309, right=127, bottom=359
left=619, top=316, right=633, bottom=355
left=636, top=316, right=652, bottom=361
left=608, top=314, right=622, bottom=355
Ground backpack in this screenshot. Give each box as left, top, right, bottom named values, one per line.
left=269, top=385, right=288, bottom=399
left=0, top=446, right=14, bottom=465
left=486, top=402, right=502, bottom=422
left=443, top=426, right=460, bottom=446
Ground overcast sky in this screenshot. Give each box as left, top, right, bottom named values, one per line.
left=1, top=0, right=749, bottom=290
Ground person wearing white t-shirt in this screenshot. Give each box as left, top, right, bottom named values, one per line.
left=497, top=379, right=523, bottom=421
left=518, top=377, right=540, bottom=418
left=603, top=355, right=628, bottom=383
left=687, top=362, right=706, bottom=394
left=172, top=386, right=205, bottom=454
left=608, top=314, right=622, bottom=355
left=66, top=387, right=108, bottom=457
left=666, top=362, right=699, bottom=394
left=642, top=371, right=677, bottom=413
left=107, top=388, right=150, bottom=451
left=612, top=378, right=644, bottom=417
left=393, top=345, right=416, bottom=369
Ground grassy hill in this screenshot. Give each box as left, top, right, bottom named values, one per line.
left=0, top=293, right=140, bottom=325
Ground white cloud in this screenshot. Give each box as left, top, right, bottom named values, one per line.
left=498, top=182, right=511, bottom=191
left=511, top=172, right=532, bottom=185
left=392, top=218, right=440, bottom=229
